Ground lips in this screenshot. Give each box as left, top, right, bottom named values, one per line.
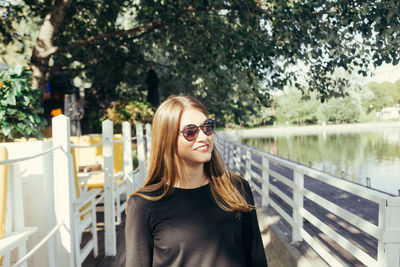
left=194, top=144, right=209, bottom=152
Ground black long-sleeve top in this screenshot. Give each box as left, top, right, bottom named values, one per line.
left=125, top=179, right=267, bottom=267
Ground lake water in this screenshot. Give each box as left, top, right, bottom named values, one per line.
left=242, top=128, right=400, bottom=195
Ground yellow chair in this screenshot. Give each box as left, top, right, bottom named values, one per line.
left=71, top=135, right=128, bottom=224
left=71, top=147, right=101, bottom=267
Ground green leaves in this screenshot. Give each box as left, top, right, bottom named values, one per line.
left=1, top=123, right=12, bottom=137
left=3, top=0, right=400, bottom=129
left=0, top=65, right=46, bottom=141
left=102, top=100, right=155, bottom=133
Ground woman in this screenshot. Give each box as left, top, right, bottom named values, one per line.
left=125, top=95, right=267, bottom=267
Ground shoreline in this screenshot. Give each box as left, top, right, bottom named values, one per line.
left=220, top=121, right=400, bottom=139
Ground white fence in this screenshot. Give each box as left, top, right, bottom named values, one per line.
left=0, top=115, right=149, bottom=267
left=218, top=137, right=400, bottom=267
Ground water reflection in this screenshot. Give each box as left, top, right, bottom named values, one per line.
left=242, top=129, right=400, bottom=195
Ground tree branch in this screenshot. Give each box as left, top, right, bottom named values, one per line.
left=39, top=5, right=228, bottom=57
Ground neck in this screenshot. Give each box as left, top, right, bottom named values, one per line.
left=176, top=163, right=208, bottom=189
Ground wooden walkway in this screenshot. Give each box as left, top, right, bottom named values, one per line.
left=80, top=159, right=379, bottom=266
left=82, top=212, right=126, bottom=267
left=250, top=158, right=379, bottom=266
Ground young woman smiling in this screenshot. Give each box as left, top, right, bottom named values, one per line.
left=125, top=95, right=267, bottom=267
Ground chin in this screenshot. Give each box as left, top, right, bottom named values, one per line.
left=190, top=154, right=212, bottom=165
left=201, top=155, right=212, bottom=163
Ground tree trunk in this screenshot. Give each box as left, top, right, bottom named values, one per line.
left=30, top=0, right=72, bottom=92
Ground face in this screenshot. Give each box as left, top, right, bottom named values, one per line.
left=177, top=108, right=214, bottom=167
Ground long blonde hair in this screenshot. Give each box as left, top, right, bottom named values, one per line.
left=133, top=95, right=252, bottom=214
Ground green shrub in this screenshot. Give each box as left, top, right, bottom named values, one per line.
left=0, top=65, right=46, bottom=141
left=102, top=100, right=155, bottom=132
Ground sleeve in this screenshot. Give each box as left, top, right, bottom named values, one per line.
left=242, top=180, right=268, bottom=267
left=125, top=195, right=154, bottom=267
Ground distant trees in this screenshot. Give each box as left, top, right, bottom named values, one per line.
left=273, top=79, right=400, bottom=125
left=317, top=96, right=361, bottom=123
left=364, top=81, right=400, bottom=112
left=275, top=90, right=319, bottom=125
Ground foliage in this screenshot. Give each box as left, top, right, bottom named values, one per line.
left=0, top=3, right=39, bottom=66
left=0, top=65, right=46, bottom=140
left=2, top=1, right=400, bottom=128
left=364, top=81, right=400, bottom=112
left=317, top=96, right=361, bottom=123
left=102, top=100, right=155, bottom=132
left=275, top=90, right=319, bottom=125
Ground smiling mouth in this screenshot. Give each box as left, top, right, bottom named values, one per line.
left=194, top=144, right=209, bottom=152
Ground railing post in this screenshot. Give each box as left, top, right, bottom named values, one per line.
left=52, top=115, right=74, bottom=267
left=235, top=144, right=241, bottom=172
left=222, top=139, right=228, bottom=164
left=0, top=146, right=11, bottom=266
left=229, top=143, right=234, bottom=170
left=145, top=123, right=152, bottom=165
left=245, top=148, right=251, bottom=183
left=219, top=138, right=224, bottom=161
left=9, top=164, right=29, bottom=267
left=136, top=123, right=146, bottom=189
left=261, top=156, right=269, bottom=207
left=122, top=122, right=134, bottom=195
left=225, top=140, right=229, bottom=164
left=102, top=119, right=116, bottom=256
left=292, top=168, right=304, bottom=243
left=226, top=142, right=230, bottom=169
left=378, top=197, right=400, bottom=266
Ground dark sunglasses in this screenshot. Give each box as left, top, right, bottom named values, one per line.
left=179, top=119, right=216, bottom=141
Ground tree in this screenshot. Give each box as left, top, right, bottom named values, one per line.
left=317, top=96, right=361, bottom=123
left=1, top=1, right=400, bottom=128
left=275, top=89, right=319, bottom=125
left=366, top=81, right=396, bottom=111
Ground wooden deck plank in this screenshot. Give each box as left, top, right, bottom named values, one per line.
left=253, top=161, right=380, bottom=266
left=82, top=212, right=126, bottom=267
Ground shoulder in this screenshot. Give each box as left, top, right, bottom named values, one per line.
left=126, top=190, right=163, bottom=215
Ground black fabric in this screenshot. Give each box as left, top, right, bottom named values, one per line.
left=125, top=179, right=268, bottom=267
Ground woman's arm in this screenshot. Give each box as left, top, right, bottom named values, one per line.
left=242, top=180, right=268, bottom=267
left=125, top=196, right=153, bottom=267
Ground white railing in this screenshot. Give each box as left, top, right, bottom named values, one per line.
left=218, top=137, right=400, bottom=267
left=0, top=142, right=62, bottom=267
left=0, top=115, right=150, bottom=267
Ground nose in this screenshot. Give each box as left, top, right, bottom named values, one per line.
left=196, top=128, right=209, bottom=141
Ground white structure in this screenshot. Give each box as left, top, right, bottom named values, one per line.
left=381, top=107, right=400, bottom=121
left=218, top=137, right=400, bottom=267
left=0, top=116, right=149, bottom=267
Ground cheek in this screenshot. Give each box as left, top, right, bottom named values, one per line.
left=177, top=137, right=191, bottom=157
left=208, top=136, right=214, bottom=150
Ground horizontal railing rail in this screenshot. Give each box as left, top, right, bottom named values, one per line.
left=218, top=137, right=400, bottom=267
left=1, top=117, right=151, bottom=267
left=0, top=145, right=62, bottom=165
left=71, top=141, right=104, bottom=148
left=71, top=136, right=142, bottom=149
left=12, top=222, right=66, bottom=267
left=1, top=143, right=61, bottom=267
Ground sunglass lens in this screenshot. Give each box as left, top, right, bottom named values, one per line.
left=203, top=119, right=215, bottom=135
left=184, top=126, right=199, bottom=140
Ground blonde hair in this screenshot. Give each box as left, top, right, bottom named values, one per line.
left=133, top=95, right=252, bottom=214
